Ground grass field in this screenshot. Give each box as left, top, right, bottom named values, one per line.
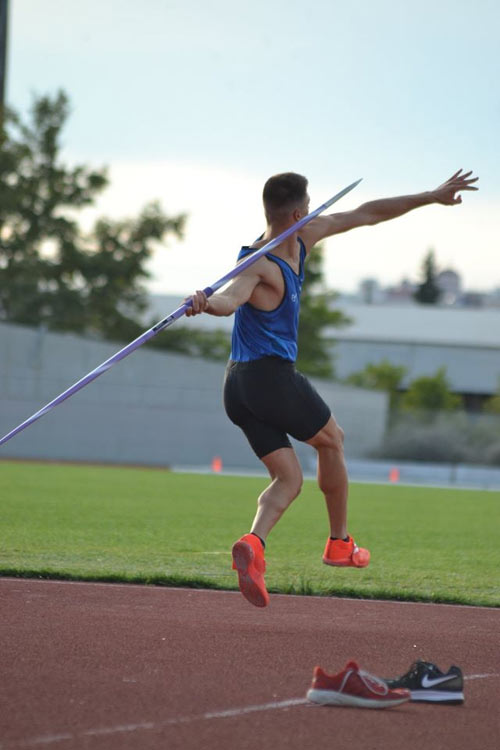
left=1, top=460, right=499, bottom=606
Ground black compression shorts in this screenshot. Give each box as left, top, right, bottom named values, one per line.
left=223, top=356, right=331, bottom=459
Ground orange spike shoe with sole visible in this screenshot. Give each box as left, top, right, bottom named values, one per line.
left=231, top=533, right=269, bottom=608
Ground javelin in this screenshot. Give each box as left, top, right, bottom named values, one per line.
left=0, top=178, right=362, bottom=447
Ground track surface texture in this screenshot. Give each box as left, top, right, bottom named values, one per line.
left=1, top=579, right=499, bottom=750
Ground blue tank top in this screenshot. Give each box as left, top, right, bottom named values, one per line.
left=230, top=238, right=306, bottom=362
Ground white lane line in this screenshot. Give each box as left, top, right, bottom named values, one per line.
left=10, top=698, right=308, bottom=748
left=191, top=697, right=308, bottom=721
left=83, top=721, right=156, bottom=736
left=15, top=734, right=73, bottom=746
left=9, top=674, right=500, bottom=748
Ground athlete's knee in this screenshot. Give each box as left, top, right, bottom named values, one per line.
left=276, top=464, right=303, bottom=501
left=308, top=418, right=345, bottom=453
left=261, top=448, right=303, bottom=499
left=258, top=465, right=303, bottom=514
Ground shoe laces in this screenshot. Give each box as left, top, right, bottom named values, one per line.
left=357, top=668, right=389, bottom=696
left=408, top=660, right=438, bottom=679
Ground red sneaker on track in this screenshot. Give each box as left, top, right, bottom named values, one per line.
left=307, top=661, right=410, bottom=708
left=231, top=533, right=269, bottom=608
left=322, top=535, right=370, bottom=568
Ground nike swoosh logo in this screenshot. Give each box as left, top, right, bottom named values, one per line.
left=421, top=674, right=456, bottom=688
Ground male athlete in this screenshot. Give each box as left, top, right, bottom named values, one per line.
left=186, top=169, right=478, bottom=607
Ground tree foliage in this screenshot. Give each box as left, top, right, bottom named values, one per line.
left=483, top=379, right=500, bottom=415
left=297, top=245, right=351, bottom=377
left=346, top=360, right=463, bottom=422
left=413, top=248, right=441, bottom=305
left=0, top=91, right=186, bottom=345
left=377, top=411, right=500, bottom=466
left=400, top=367, right=462, bottom=414
left=346, top=359, right=407, bottom=410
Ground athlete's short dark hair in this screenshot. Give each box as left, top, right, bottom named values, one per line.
left=262, top=172, right=308, bottom=221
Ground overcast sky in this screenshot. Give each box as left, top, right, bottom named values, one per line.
left=8, top=0, right=500, bottom=296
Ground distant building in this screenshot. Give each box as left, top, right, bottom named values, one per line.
left=461, top=291, right=486, bottom=308
left=384, top=278, right=415, bottom=305
left=351, top=270, right=499, bottom=310
left=485, top=288, right=500, bottom=309
left=358, top=278, right=383, bottom=305
left=436, top=269, right=462, bottom=305
left=328, top=303, right=500, bottom=411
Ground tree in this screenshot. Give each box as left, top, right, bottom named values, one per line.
left=346, top=359, right=407, bottom=410
left=297, top=245, right=351, bottom=377
left=400, top=367, right=462, bottom=414
left=483, top=379, right=500, bottom=415
left=414, top=249, right=441, bottom=305
left=0, top=91, right=186, bottom=344
left=1, top=91, right=105, bottom=326
left=0, top=93, right=348, bottom=366
left=80, top=204, right=185, bottom=342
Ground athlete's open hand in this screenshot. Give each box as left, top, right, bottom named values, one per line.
left=185, top=290, right=208, bottom=316
left=432, top=169, right=479, bottom=205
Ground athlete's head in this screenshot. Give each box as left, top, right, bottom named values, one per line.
left=263, top=172, right=309, bottom=225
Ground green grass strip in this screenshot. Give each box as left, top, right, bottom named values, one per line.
left=1, top=460, right=499, bottom=606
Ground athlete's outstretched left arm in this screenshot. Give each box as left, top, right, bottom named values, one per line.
left=301, top=170, right=478, bottom=249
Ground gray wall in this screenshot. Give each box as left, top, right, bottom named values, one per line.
left=0, top=323, right=388, bottom=470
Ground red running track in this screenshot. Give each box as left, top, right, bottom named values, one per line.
left=0, top=579, right=499, bottom=750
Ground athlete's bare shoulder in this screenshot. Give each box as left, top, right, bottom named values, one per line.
left=234, top=243, right=285, bottom=309
left=247, top=237, right=269, bottom=251
left=234, top=248, right=272, bottom=280
left=298, top=217, right=336, bottom=254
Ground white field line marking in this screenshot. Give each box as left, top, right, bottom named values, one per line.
left=192, top=697, right=308, bottom=721
left=14, top=734, right=74, bottom=746
left=83, top=721, right=156, bottom=736
left=7, top=674, right=500, bottom=748
left=10, top=698, right=308, bottom=748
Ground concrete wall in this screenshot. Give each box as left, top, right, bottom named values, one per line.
left=0, top=323, right=388, bottom=470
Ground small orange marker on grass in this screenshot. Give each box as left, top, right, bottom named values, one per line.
left=211, top=456, right=223, bottom=473
left=389, top=467, right=400, bottom=483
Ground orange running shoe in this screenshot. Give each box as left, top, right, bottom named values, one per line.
left=231, top=533, right=269, bottom=608
left=307, top=661, right=410, bottom=708
left=322, top=535, right=370, bottom=568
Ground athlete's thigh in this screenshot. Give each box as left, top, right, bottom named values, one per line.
left=223, top=361, right=292, bottom=459
left=232, top=358, right=292, bottom=428
left=226, top=358, right=330, bottom=446
left=306, top=414, right=344, bottom=450
left=277, top=368, right=331, bottom=442
left=240, top=415, right=292, bottom=460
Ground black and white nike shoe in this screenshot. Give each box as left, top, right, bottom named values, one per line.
left=384, top=660, right=464, bottom=704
